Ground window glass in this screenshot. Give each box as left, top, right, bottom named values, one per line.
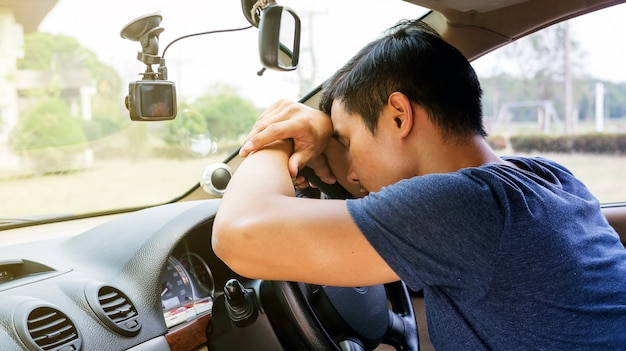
left=473, top=4, right=626, bottom=204
left=0, top=0, right=427, bottom=219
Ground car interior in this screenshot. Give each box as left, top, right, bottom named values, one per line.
left=1, top=0, right=625, bottom=350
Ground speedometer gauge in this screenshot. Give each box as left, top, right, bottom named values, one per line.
left=180, top=252, right=215, bottom=315
left=180, top=252, right=215, bottom=298
left=161, top=257, right=194, bottom=327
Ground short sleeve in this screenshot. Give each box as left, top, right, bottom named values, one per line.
left=346, top=171, right=507, bottom=292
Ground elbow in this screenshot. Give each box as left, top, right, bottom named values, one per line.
left=212, top=215, right=254, bottom=277
left=212, top=215, right=236, bottom=266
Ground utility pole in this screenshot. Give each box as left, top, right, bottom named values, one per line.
left=297, top=7, right=326, bottom=96
left=297, top=9, right=315, bottom=96
left=563, top=21, right=575, bottom=134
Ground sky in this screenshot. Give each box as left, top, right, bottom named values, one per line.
left=39, top=0, right=626, bottom=108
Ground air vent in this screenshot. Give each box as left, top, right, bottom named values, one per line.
left=13, top=301, right=82, bottom=351
left=85, top=282, right=141, bottom=336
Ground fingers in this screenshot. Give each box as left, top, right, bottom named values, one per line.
left=240, top=120, right=293, bottom=157
left=305, top=154, right=337, bottom=184
left=290, top=153, right=337, bottom=186
left=288, top=151, right=318, bottom=179
left=240, top=99, right=338, bottom=189
left=239, top=100, right=333, bottom=160
left=292, top=175, right=309, bottom=189
left=240, top=99, right=300, bottom=157
left=246, top=99, right=289, bottom=137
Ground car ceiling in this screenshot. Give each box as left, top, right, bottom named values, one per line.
left=406, top=0, right=626, bottom=60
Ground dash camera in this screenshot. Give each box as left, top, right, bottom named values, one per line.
left=121, top=13, right=177, bottom=121
left=125, top=80, right=177, bottom=121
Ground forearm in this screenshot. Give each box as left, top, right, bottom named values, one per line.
left=213, top=140, right=295, bottom=267
left=219, top=140, right=294, bottom=217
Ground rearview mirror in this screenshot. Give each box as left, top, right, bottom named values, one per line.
left=258, top=5, right=301, bottom=71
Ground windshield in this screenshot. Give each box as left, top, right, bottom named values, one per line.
left=0, top=0, right=427, bottom=219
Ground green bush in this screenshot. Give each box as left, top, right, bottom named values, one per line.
left=509, top=134, right=626, bottom=154
left=8, top=97, right=89, bottom=173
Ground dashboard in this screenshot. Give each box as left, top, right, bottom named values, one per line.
left=3, top=198, right=623, bottom=351
left=0, top=200, right=242, bottom=351
left=160, top=216, right=243, bottom=331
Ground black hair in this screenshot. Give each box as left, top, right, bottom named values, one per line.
left=319, top=20, right=486, bottom=139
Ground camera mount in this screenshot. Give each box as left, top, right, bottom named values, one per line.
left=120, top=12, right=168, bottom=80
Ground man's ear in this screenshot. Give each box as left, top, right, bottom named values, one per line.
left=387, top=92, right=413, bottom=139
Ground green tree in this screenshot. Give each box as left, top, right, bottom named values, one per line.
left=194, top=84, right=261, bottom=140
left=18, top=33, right=121, bottom=91
left=18, top=32, right=126, bottom=140
left=160, top=105, right=208, bottom=146
left=83, top=98, right=130, bottom=141
left=8, top=97, right=88, bottom=173
left=160, top=85, right=260, bottom=149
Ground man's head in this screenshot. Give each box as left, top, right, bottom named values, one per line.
left=319, top=20, right=486, bottom=140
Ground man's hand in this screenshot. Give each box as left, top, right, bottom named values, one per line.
left=239, top=99, right=336, bottom=184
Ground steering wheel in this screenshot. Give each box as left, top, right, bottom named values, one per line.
left=273, top=167, right=418, bottom=350
left=262, top=280, right=418, bottom=351
left=298, top=167, right=355, bottom=199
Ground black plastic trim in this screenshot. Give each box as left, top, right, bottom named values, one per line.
left=85, top=282, right=141, bottom=337
left=12, top=300, right=82, bottom=351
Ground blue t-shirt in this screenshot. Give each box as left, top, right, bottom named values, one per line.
left=347, top=156, right=626, bottom=350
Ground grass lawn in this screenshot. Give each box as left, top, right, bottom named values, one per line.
left=0, top=152, right=624, bottom=218
left=532, top=153, right=626, bottom=204
left=0, top=156, right=223, bottom=217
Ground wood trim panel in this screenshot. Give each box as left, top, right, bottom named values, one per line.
left=165, top=314, right=211, bottom=351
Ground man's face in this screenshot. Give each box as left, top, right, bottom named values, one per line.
left=330, top=100, right=405, bottom=194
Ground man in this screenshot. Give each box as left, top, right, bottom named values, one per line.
left=213, top=21, right=626, bottom=349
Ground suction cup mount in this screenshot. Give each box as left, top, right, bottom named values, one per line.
left=121, top=13, right=166, bottom=79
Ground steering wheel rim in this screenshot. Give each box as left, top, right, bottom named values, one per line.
left=285, top=168, right=418, bottom=349
left=268, top=281, right=419, bottom=351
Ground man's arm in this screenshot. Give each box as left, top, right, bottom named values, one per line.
left=212, top=140, right=399, bottom=287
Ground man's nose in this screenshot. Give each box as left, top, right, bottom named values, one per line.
left=347, top=165, right=359, bottom=184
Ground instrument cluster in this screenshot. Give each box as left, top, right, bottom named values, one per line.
left=161, top=252, right=215, bottom=328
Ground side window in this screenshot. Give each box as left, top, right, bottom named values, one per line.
left=473, top=5, right=626, bottom=204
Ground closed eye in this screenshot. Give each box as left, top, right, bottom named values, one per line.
left=332, top=131, right=349, bottom=148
